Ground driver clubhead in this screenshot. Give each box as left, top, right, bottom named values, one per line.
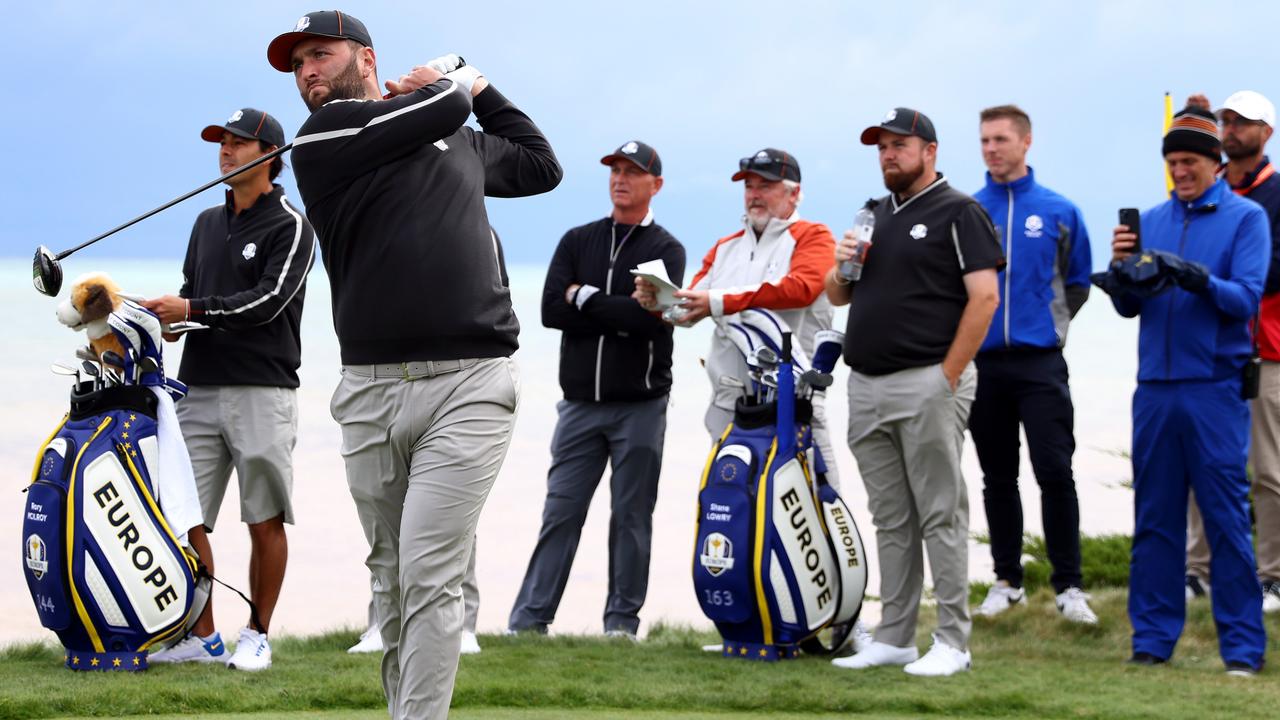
left=33, top=245, right=63, bottom=297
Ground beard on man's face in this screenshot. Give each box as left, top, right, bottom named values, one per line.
left=1223, top=136, right=1262, bottom=161
left=882, top=161, right=924, bottom=195
left=302, top=55, right=366, bottom=112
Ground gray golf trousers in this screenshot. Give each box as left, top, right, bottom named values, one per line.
left=508, top=396, right=668, bottom=635
left=367, top=544, right=479, bottom=633
left=846, top=362, right=976, bottom=651
left=332, top=357, right=519, bottom=720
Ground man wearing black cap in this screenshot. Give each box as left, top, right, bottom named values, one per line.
left=143, top=107, right=316, bottom=671
left=1105, top=106, right=1267, bottom=675
left=507, top=141, right=684, bottom=639
left=826, top=108, right=1002, bottom=676
left=635, top=148, right=838, bottom=478
left=268, top=10, right=561, bottom=717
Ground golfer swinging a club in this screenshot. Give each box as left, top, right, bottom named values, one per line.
left=267, top=10, right=562, bottom=719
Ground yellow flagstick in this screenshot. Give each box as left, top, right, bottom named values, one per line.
left=1163, top=92, right=1175, bottom=193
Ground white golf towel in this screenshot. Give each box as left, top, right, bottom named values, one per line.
left=145, top=387, right=203, bottom=544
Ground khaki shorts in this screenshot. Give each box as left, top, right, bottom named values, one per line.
left=176, top=385, right=298, bottom=531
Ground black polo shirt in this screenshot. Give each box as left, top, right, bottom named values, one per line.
left=843, top=175, right=1003, bottom=375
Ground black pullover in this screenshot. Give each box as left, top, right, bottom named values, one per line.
left=542, top=216, right=685, bottom=402
left=179, top=184, right=316, bottom=388
left=290, top=79, right=562, bottom=364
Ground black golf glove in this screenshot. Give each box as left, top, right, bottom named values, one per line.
left=1153, top=250, right=1211, bottom=293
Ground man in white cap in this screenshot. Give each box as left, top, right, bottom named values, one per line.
left=1184, top=90, right=1280, bottom=613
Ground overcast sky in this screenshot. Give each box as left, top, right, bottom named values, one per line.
left=5, top=0, right=1279, bottom=269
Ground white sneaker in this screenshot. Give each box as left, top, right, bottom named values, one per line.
left=1056, top=587, right=1098, bottom=624
left=460, top=630, right=481, bottom=655
left=1262, top=582, right=1280, bottom=614
left=604, top=629, right=638, bottom=642
left=850, top=620, right=874, bottom=653
left=149, top=632, right=228, bottom=664
left=347, top=625, right=383, bottom=654
left=903, top=637, right=971, bottom=677
left=977, top=580, right=1026, bottom=617
left=227, top=627, right=272, bottom=671
left=831, top=641, right=918, bottom=669
left=701, top=643, right=723, bottom=652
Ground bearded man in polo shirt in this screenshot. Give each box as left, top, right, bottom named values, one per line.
left=825, top=108, right=1003, bottom=677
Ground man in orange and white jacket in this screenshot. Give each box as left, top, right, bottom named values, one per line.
left=635, top=148, right=838, bottom=480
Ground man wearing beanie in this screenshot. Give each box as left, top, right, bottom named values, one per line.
left=1107, top=105, right=1268, bottom=675
left=1181, top=91, right=1280, bottom=614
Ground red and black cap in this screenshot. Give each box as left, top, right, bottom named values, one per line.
left=860, top=107, right=938, bottom=145
left=200, top=108, right=286, bottom=148
left=732, top=148, right=801, bottom=183
left=267, top=11, right=373, bottom=73
left=600, top=140, right=662, bottom=177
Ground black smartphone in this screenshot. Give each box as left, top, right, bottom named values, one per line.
left=1119, top=208, right=1142, bottom=253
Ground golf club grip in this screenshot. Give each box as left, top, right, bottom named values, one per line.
left=56, top=143, right=294, bottom=260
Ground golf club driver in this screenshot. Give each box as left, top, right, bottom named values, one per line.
left=32, top=143, right=293, bottom=297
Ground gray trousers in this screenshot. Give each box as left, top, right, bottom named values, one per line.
left=508, top=396, right=667, bottom=634
left=332, top=358, right=520, bottom=720
left=368, top=545, right=478, bottom=632
left=847, top=362, right=976, bottom=651
left=705, top=393, right=840, bottom=487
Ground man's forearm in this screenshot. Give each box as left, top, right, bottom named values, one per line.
left=943, top=295, right=997, bottom=379
left=824, top=267, right=852, bottom=307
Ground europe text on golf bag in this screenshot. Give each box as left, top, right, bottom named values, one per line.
left=692, top=317, right=868, bottom=661
left=23, top=384, right=200, bottom=671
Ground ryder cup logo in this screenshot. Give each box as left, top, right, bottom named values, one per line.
left=228, top=110, right=244, bottom=124
left=910, top=223, right=928, bottom=239
left=621, top=141, right=639, bottom=155
left=294, top=15, right=311, bottom=31
left=700, top=533, right=735, bottom=577
left=242, top=243, right=257, bottom=260
left=26, top=534, right=48, bottom=580
left=884, top=109, right=897, bottom=123
left=1025, top=214, right=1044, bottom=238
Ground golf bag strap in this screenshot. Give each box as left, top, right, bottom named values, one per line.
left=207, top=570, right=264, bottom=634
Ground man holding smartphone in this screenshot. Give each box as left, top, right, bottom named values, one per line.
left=1181, top=91, right=1280, bottom=614
left=1106, top=105, right=1267, bottom=675
left=968, top=105, right=1095, bottom=624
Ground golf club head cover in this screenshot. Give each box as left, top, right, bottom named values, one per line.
left=810, top=330, right=845, bottom=375
left=106, top=300, right=165, bottom=387
left=1152, top=250, right=1211, bottom=293
left=24, top=384, right=200, bottom=671
left=737, top=309, right=809, bottom=371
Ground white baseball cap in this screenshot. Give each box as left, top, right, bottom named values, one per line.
left=1218, top=90, right=1276, bottom=128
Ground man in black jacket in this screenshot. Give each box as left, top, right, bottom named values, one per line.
left=143, top=107, right=315, bottom=671
left=269, top=11, right=561, bottom=719
left=508, top=141, right=684, bottom=638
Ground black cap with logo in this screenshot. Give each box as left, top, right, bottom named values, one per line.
left=268, top=10, right=373, bottom=72
left=860, top=108, right=938, bottom=145
left=731, top=148, right=801, bottom=183
left=600, top=140, right=662, bottom=177
left=200, top=108, right=286, bottom=148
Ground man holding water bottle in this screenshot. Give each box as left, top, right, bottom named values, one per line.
left=826, top=108, right=1002, bottom=676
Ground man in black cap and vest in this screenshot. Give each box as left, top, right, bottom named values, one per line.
left=267, top=10, right=561, bottom=718
left=144, top=108, right=316, bottom=671
left=826, top=108, right=1002, bottom=677
left=508, top=141, right=685, bottom=639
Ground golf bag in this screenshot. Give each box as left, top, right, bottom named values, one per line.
left=692, top=319, right=868, bottom=661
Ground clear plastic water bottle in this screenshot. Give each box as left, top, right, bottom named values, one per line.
left=837, top=201, right=877, bottom=282
left=662, top=304, right=689, bottom=324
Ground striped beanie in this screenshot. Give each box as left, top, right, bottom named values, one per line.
left=1162, top=106, right=1221, bottom=160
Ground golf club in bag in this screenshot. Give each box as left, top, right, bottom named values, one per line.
left=692, top=316, right=868, bottom=661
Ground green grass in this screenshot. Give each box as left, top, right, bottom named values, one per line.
left=3, top=591, right=1278, bottom=720
left=970, top=533, right=1132, bottom=603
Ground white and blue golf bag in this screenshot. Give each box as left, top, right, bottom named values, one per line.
left=693, top=312, right=868, bottom=661
left=24, top=299, right=206, bottom=671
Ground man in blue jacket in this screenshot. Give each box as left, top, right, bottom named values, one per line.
left=1108, top=106, right=1268, bottom=675
left=969, top=105, right=1095, bottom=624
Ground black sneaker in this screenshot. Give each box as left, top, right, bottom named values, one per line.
left=1185, top=575, right=1209, bottom=601
left=1225, top=661, right=1259, bottom=677
left=1128, top=652, right=1167, bottom=666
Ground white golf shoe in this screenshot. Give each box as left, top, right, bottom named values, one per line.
left=831, top=641, right=918, bottom=670
left=148, top=632, right=228, bottom=664
left=976, top=580, right=1026, bottom=617
left=347, top=626, right=384, bottom=654
left=460, top=630, right=481, bottom=655
left=1056, top=587, right=1098, bottom=624
left=903, top=637, right=971, bottom=677
left=227, top=627, right=272, bottom=671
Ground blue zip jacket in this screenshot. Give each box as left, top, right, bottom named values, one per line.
left=1111, top=178, right=1269, bottom=382
left=974, top=168, right=1092, bottom=352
